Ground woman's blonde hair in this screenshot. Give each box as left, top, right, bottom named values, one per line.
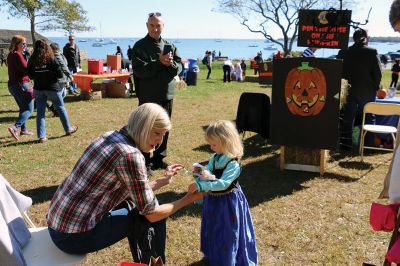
left=127, top=103, right=171, bottom=151
left=205, top=120, right=243, bottom=159
left=9, top=35, right=26, bottom=52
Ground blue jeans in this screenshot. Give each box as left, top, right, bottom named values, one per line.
left=48, top=203, right=166, bottom=263
left=34, top=89, right=71, bottom=138
left=8, top=83, right=34, bottom=131
left=68, top=66, right=78, bottom=92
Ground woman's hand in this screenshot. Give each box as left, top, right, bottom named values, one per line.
left=164, top=164, right=183, bottom=179
left=188, top=182, right=198, bottom=193
left=153, top=164, right=183, bottom=189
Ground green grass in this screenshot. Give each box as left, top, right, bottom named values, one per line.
left=0, top=61, right=397, bottom=265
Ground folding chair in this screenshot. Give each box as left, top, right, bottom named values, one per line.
left=0, top=173, right=86, bottom=266
left=359, top=102, right=400, bottom=161
left=21, top=211, right=87, bottom=266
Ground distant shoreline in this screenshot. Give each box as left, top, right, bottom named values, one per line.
left=48, top=36, right=400, bottom=42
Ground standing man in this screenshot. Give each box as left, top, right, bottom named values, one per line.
left=127, top=45, right=132, bottom=61
left=337, top=28, right=382, bottom=151
left=63, top=35, right=80, bottom=95
left=253, top=52, right=263, bottom=75
left=206, top=50, right=212, bottom=79
left=131, top=12, right=182, bottom=170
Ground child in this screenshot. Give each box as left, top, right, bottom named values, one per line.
left=188, top=120, right=258, bottom=265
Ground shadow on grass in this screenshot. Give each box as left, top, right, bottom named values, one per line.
left=188, top=258, right=208, bottom=266
left=0, top=109, right=19, bottom=114
left=21, top=185, right=58, bottom=204
left=0, top=135, right=62, bottom=148
left=64, top=95, right=85, bottom=103
left=156, top=191, right=203, bottom=219
left=0, top=114, right=37, bottom=124
left=0, top=116, right=22, bottom=123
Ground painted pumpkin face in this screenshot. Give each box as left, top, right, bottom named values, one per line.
left=285, top=62, right=327, bottom=116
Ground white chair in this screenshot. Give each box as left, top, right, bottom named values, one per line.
left=359, top=102, right=400, bottom=161
left=21, top=211, right=87, bottom=266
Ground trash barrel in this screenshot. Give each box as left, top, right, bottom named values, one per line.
left=186, top=59, right=199, bottom=86
left=180, top=59, right=189, bottom=80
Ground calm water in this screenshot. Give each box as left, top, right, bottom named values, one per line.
left=50, top=37, right=400, bottom=61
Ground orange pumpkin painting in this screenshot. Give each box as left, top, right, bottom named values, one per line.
left=285, top=62, right=327, bottom=116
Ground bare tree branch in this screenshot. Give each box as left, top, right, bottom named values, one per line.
left=215, top=0, right=357, bottom=56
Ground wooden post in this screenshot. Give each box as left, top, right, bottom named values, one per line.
left=280, top=146, right=327, bottom=176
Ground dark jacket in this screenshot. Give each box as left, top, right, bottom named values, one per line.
left=392, top=63, right=400, bottom=74
left=27, top=58, right=63, bottom=91
left=63, top=43, right=80, bottom=68
left=337, top=43, right=382, bottom=98
left=131, top=34, right=182, bottom=102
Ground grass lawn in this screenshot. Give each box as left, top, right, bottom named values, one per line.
left=0, top=60, right=397, bottom=265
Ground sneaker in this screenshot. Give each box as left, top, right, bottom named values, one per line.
left=47, top=105, right=59, bottom=117
left=8, top=126, right=20, bottom=140
left=66, top=125, right=78, bottom=136
left=38, top=137, right=47, bottom=143
left=20, top=129, right=34, bottom=136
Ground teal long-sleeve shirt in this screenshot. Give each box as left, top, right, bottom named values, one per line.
left=131, top=34, right=182, bottom=102
left=195, top=154, right=240, bottom=192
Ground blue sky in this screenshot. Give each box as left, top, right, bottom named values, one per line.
left=1, top=0, right=399, bottom=39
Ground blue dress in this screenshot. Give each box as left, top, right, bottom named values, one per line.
left=195, top=154, right=258, bottom=266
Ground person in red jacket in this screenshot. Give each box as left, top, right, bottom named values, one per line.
left=6, top=35, right=34, bottom=140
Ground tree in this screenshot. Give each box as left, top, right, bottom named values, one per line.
left=40, top=0, right=94, bottom=36
left=215, top=0, right=356, bottom=55
left=1, top=0, right=46, bottom=43
left=1, top=0, right=93, bottom=43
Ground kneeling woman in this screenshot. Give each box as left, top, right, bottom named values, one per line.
left=47, top=103, right=203, bottom=263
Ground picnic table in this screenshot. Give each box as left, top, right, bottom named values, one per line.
left=72, top=72, right=131, bottom=93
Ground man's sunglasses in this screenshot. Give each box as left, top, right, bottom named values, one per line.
left=148, top=12, right=162, bottom=18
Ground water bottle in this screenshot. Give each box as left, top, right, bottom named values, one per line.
left=388, top=87, right=396, bottom=98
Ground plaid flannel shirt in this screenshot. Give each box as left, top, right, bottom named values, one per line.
left=47, top=128, right=158, bottom=233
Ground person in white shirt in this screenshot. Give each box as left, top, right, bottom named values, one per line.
left=223, top=59, right=232, bottom=82
left=234, top=61, right=243, bottom=82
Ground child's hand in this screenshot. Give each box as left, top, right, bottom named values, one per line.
left=188, top=183, right=198, bottom=193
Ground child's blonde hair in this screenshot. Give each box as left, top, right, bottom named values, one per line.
left=205, top=120, right=243, bottom=159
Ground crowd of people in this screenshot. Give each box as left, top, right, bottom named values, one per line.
left=6, top=35, right=78, bottom=143
left=5, top=1, right=400, bottom=264
left=4, top=12, right=259, bottom=265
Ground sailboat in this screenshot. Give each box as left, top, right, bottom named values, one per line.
left=92, top=23, right=104, bottom=47
left=174, top=32, right=181, bottom=43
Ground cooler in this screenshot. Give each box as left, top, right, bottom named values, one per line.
left=107, top=54, right=121, bottom=71
left=88, top=59, right=104, bottom=74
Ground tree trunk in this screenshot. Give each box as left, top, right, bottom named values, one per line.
left=30, top=12, right=36, bottom=44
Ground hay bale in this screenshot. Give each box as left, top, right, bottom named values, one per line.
left=284, top=146, right=321, bottom=166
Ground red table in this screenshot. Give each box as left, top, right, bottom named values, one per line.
left=73, top=72, right=131, bottom=93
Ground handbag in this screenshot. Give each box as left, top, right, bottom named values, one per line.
left=25, top=86, right=34, bottom=100
left=369, top=202, right=400, bottom=232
